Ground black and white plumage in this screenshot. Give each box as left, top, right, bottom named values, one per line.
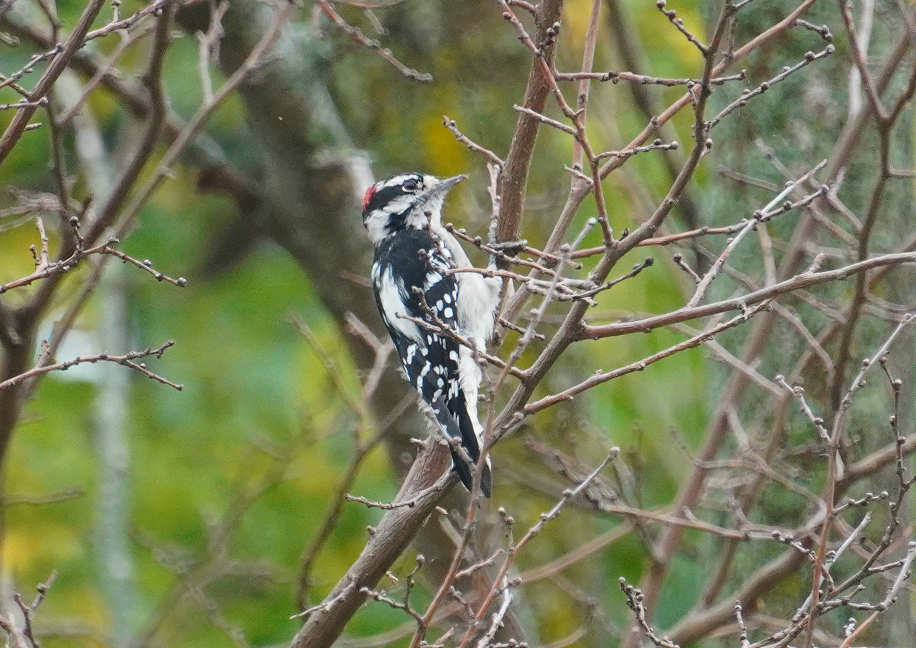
left=362, top=173, right=501, bottom=496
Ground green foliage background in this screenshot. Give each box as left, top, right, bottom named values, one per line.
left=2, top=0, right=911, bottom=646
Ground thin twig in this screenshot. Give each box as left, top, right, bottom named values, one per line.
left=316, top=0, right=432, bottom=81
left=0, top=340, right=181, bottom=391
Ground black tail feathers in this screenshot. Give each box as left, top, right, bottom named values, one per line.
left=449, top=447, right=492, bottom=497
left=431, top=397, right=492, bottom=497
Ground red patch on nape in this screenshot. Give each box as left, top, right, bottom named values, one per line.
left=362, top=185, right=376, bottom=211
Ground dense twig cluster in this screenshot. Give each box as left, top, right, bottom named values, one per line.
left=0, top=0, right=294, bottom=451
left=294, top=1, right=916, bottom=647
left=3, top=1, right=916, bottom=648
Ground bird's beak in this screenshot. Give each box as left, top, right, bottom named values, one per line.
left=427, top=174, right=467, bottom=197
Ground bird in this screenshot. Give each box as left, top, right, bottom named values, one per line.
left=361, top=172, right=501, bottom=496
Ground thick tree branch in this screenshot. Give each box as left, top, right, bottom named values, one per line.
left=290, top=441, right=456, bottom=648
left=495, top=0, right=564, bottom=251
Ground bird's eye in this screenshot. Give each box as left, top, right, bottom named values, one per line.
left=402, top=178, right=420, bottom=192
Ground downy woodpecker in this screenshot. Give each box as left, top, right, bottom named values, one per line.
left=362, top=173, right=501, bottom=496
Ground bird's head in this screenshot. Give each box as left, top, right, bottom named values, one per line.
left=361, top=173, right=466, bottom=245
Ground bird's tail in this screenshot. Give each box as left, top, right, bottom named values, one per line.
left=430, top=396, right=492, bottom=497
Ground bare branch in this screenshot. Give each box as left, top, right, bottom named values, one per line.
left=316, top=0, right=432, bottom=81
left=0, top=340, right=181, bottom=391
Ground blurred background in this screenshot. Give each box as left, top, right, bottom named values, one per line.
left=1, top=0, right=914, bottom=646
